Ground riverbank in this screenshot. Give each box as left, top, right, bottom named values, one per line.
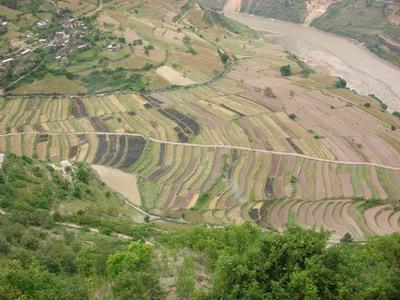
left=226, top=12, right=400, bottom=112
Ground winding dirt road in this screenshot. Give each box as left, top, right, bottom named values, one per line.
left=85, top=0, right=103, bottom=17
left=2, top=131, right=400, bottom=170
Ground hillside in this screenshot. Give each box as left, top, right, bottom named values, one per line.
left=0, top=153, right=153, bottom=298
left=1, top=155, right=400, bottom=299
left=198, top=0, right=400, bottom=66
left=240, top=0, right=308, bottom=22
left=312, top=0, right=400, bottom=66
left=0, top=1, right=400, bottom=298
left=0, top=0, right=249, bottom=94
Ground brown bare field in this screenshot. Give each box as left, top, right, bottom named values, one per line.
left=156, top=66, right=195, bottom=86
left=92, top=164, right=141, bottom=206
left=0, top=5, right=19, bottom=18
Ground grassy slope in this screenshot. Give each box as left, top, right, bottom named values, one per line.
left=241, top=0, right=307, bottom=23
left=235, top=0, right=400, bottom=66
left=312, top=0, right=400, bottom=66
left=0, top=153, right=146, bottom=235
left=0, top=153, right=158, bottom=298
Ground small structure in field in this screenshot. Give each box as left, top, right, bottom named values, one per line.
left=36, top=20, right=48, bottom=27
left=106, top=44, right=120, bottom=51
left=1, top=58, right=14, bottom=64
left=21, top=49, right=31, bottom=55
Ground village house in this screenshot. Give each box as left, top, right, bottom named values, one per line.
left=36, top=20, right=48, bottom=27
left=107, top=44, right=120, bottom=51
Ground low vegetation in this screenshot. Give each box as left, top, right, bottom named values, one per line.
left=0, top=154, right=158, bottom=298
left=82, top=69, right=147, bottom=93
left=240, top=0, right=307, bottom=23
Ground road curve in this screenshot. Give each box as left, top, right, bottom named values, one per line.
left=1, top=131, right=400, bottom=170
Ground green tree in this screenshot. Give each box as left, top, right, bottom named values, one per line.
left=218, top=49, right=230, bottom=64
left=340, top=232, right=353, bottom=243
left=0, top=260, right=87, bottom=299
left=75, top=163, right=90, bottom=184
left=0, top=236, right=10, bottom=254
left=334, top=77, right=347, bottom=89
left=107, top=241, right=153, bottom=277
left=77, top=248, right=108, bottom=276
left=107, top=241, right=162, bottom=299
left=208, top=225, right=329, bottom=299
left=280, top=65, right=292, bottom=76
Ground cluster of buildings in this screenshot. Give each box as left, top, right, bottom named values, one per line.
left=1, top=17, right=90, bottom=67
left=50, top=18, right=89, bottom=60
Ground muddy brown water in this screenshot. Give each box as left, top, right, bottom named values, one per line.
left=227, top=13, right=400, bottom=111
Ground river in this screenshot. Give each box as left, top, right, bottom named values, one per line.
left=226, top=12, right=400, bottom=111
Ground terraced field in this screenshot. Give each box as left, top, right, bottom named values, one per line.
left=1, top=126, right=399, bottom=240
left=252, top=198, right=400, bottom=241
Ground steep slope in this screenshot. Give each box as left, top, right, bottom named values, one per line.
left=304, top=0, right=335, bottom=24
left=200, top=0, right=400, bottom=66
left=240, top=0, right=308, bottom=22
left=0, top=0, right=231, bottom=94
left=312, top=0, right=400, bottom=66
left=224, top=0, right=242, bottom=13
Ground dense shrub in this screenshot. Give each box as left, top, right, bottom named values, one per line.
left=334, top=77, right=347, bottom=89
left=280, top=65, right=292, bottom=76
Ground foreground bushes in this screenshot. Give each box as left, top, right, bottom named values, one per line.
left=164, top=223, right=400, bottom=300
